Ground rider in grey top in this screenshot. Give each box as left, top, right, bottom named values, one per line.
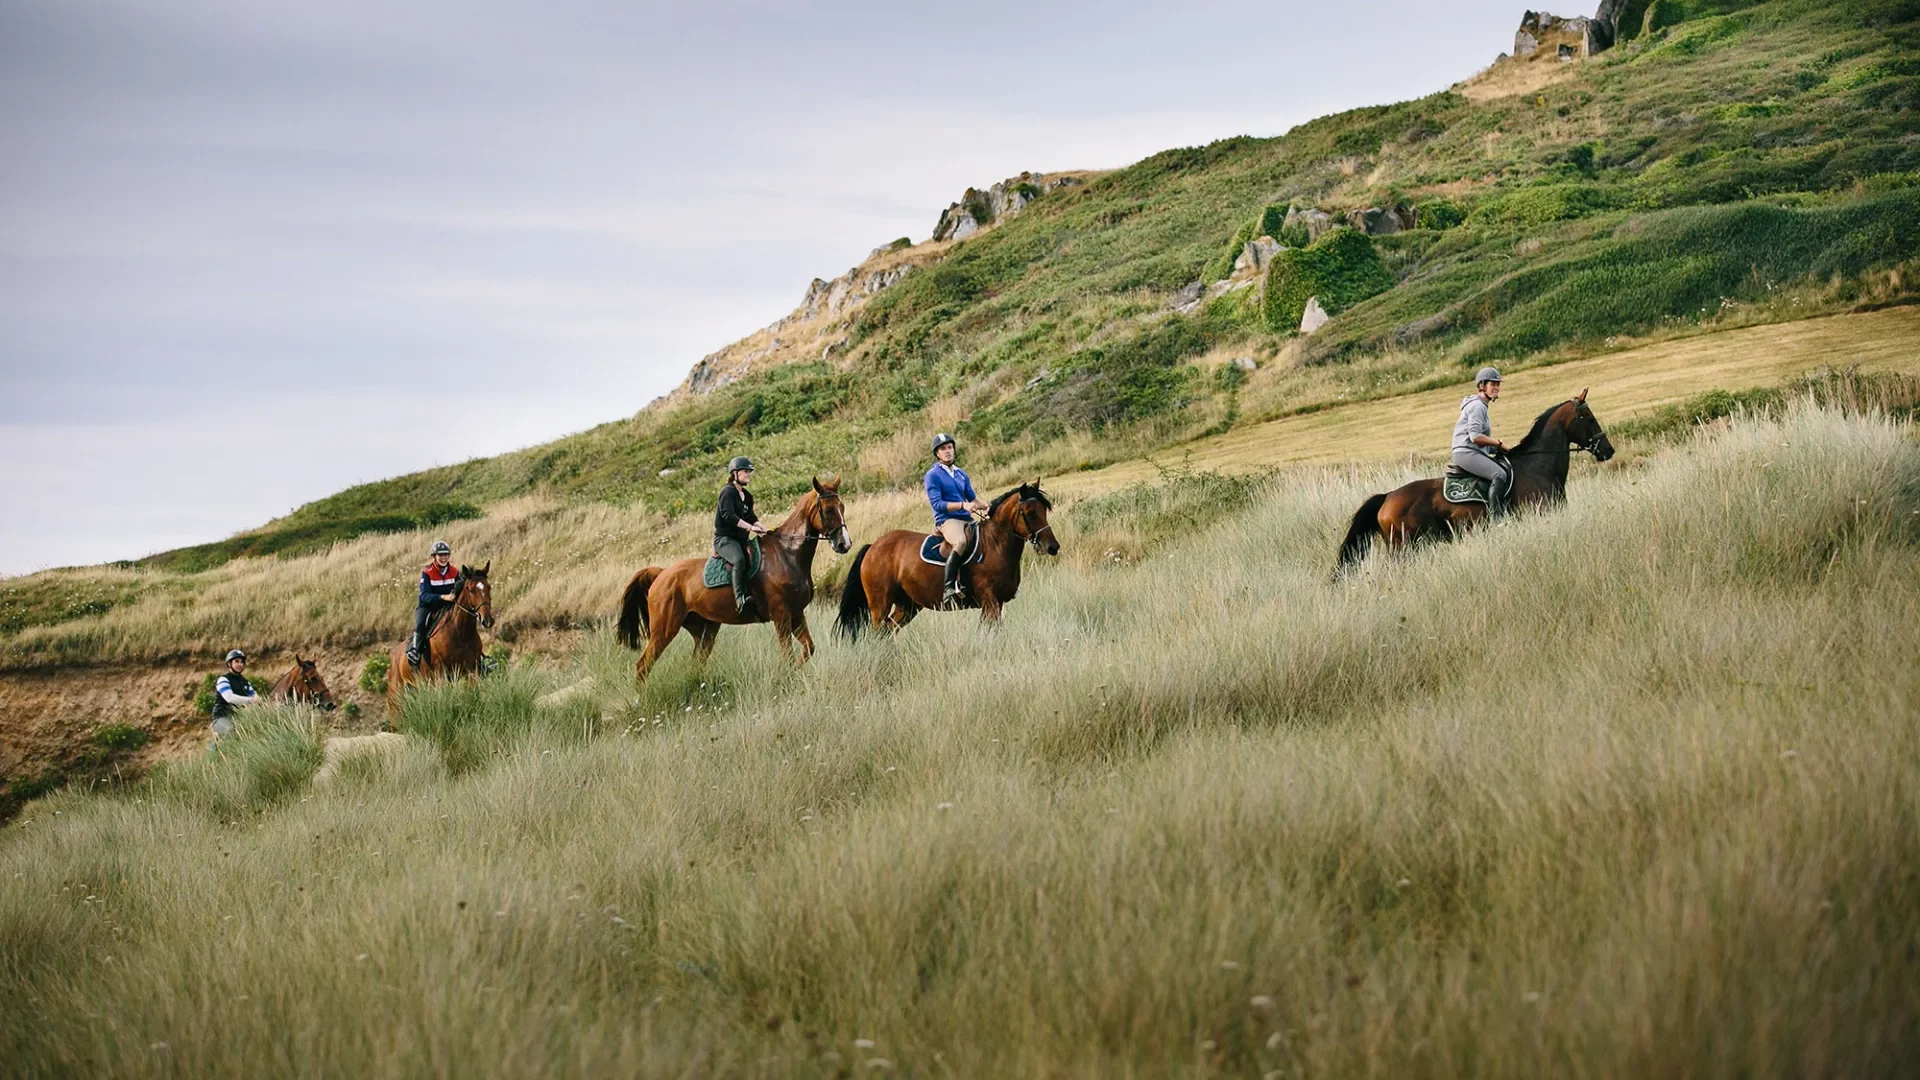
left=1451, top=367, right=1512, bottom=512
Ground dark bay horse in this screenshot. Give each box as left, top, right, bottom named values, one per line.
left=267, top=655, right=337, bottom=710
left=616, top=477, right=851, bottom=687
left=386, top=564, right=494, bottom=710
left=837, top=482, right=1059, bottom=638
left=1334, top=390, right=1614, bottom=577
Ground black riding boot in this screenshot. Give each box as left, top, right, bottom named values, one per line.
left=942, top=549, right=965, bottom=608
left=408, top=607, right=431, bottom=667
left=733, top=578, right=754, bottom=616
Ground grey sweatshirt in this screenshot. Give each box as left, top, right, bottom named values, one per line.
left=1452, top=394, right=1494, bottom=455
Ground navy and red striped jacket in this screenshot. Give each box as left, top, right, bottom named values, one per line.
left=418, top=561, right=459, bottom=606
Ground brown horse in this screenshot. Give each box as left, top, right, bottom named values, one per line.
left=267, top=655, right=337, bottom=710
left=616, top=477, right=851, bottom=687
left=1333, top=390, right=1614, bottom=577
left=837, top=482, right=1059, bottom=638
left=385, top=563, right=494, bottom=710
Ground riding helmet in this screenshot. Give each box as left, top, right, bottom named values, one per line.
left=1475, top=367, right=1503, bottom=385
left=728, top=456, right=754, bottom=473
left=931, top=432, right=956, bottom=455
left=225, top=649, right=246, bottom=663
left=429, top=540, right=452, bottom=556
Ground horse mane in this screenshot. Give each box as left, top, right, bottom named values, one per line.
left=1513, top=399, right=1575, bottom=452
left=989, top=483, right=1051, bottom=515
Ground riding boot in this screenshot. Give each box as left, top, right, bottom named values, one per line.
left=733, top=579, right=754, bottom=616
left=941, top=549, right=966, bottom=608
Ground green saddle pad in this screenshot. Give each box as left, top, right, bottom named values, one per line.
left=1442, top=473, right=1491, bottom=505
left=703, top=538, right=762, bottom=589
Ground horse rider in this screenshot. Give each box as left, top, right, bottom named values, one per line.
left=926, top=432, right=989, bottom=607
left=714, top=456, right=770, bottom=615
left=209, top=648, right=260, bottom=747
left=407, top=540, right=460, bottom=667
left=1452, top=366, right=1513, bottom=514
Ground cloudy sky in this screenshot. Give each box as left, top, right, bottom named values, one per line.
left=0, top=0, right=1528, bottom=575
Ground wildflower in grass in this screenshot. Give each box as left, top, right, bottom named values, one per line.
left=1251, top=995, right=1275, bottom=1010
left=854, top=1038, right=876, bottom=1049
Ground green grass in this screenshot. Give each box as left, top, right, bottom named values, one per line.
left=3, top=406, right=1916, bottom=1075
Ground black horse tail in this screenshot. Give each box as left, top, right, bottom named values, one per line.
left=615, top=567, right=661, bottom=649
left=1334, top=493, right=1388, bottom=579
left=835, top=544, right=873, bottom=641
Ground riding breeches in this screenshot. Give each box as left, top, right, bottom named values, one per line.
left=714, top=537, right=753, bottom=610
left=937, top=519, right=970, bottom=553
left=412, top=604, right=434, bottom=657
left=1451, top=449, right=1513, bottom=505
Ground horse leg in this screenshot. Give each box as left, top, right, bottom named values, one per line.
left=793, top=617, right=816, bottom=661
left=686, top=615, right=720, bottom=670
left=978, top=592, right=1004, bottom=624
left=636, top=601, right=685, bottom=687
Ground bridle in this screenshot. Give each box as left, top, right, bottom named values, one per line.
left=997, top=495, right=1056, bottom=551
left=1501, top=401, right=1610, bottom=459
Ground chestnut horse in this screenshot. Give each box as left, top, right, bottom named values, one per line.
left=267, top=655, right=337, bottom=710
left=616, top=477, right=851, bottom=687
left=1333, top=390, right=1614, bottom=577
left=385, top=564, right=494, bottom=710
left=836, top=482, right=1059, bottom=638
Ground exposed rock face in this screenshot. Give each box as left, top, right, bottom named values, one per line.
left=1347, top=206, right=1419, bottom=235
left=1513, top=9, right=1611, bottom=60
left=1283, top=206, right=1337, bottom=243
left=666, top=246, right=930, bottom=404
left=1233, top=236, right=1283, bottom=275
left=1299, top=297, right=1332, bottom=335
left=932, top=172, right=1083, bottom=242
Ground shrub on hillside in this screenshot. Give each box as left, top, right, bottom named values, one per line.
left=1261, top=229, right=1394, bottom=332
left=965, top=318, right=1210, bottom=440
left=91, top=723, right=148, bottom=753
left=1466, top=184, right=1627, bottom=229
left=360, top=653, right=390, bottom=693
left=147, top=707, right=323, bottom=819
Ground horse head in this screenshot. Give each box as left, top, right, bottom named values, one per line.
left=459, top=563, right=495, bottom=628
left=809, top=475, right=852, bottom=554
left=993, top=481, right=1059, bottom=556
left=294, top=655, right=337, bottom=711
left=1568, top=389, right=1615, bottom=462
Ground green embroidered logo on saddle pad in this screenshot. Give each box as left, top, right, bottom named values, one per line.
left=1442, top=474, right=1491, bottom=505
left=703, top=537, right=762, bottom=589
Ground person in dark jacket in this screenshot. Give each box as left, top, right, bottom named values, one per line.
left=209, top=648, right=259, bottom=748
left=714, top=456, right=769, bottom=614
left=407, top=540, right=460, bottom=667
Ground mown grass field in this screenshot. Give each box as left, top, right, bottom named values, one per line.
left=3, top=405, right=1916, bottom=1076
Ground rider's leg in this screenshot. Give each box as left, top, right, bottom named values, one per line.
left=1450, top=449, right=1511, bottom=512
left=715, top=537, right=752, bottom=614
left=938, top=519, right=969, bottom=604
left=408, top=604, right=431, bottom=665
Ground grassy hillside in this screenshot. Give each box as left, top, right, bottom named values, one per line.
left=61, top=0, right=1919, bottom=577
left=4, top=405, right=1916, bottom=1074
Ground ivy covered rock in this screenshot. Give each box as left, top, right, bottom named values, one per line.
left=1261, top=229, right=1394, bottom=333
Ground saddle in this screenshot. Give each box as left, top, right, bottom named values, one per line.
left=919, top=523, right=984, bottom=567
left=703, top=537, right=763, bottom=589
left=1442, top=471, right=1491, bottom=505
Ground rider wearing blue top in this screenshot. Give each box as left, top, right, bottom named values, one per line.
left=925, top=433, right=988, bottom=607
left=209, top=648, right=259, bottom=748
left=408, top=540, right=460, bottom=667
left=1451, top=367, right=1513, bottom=513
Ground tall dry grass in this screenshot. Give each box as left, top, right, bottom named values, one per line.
left=2, top=406, right=1916, bottom=1076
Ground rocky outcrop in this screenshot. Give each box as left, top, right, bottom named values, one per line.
left=665, top=245, right=932, bottom=404
left=1233, top=236, right=1283, bottom=275
left=1346, top=205, right=1419, bottom=235
left=1514, top=11, right=1605, bottom=59
left=1284, top=206, right=1338, bottom=244
left=933, top=172, right=1085, bottom=242
left=1299, top=297, right=1332, bottom=335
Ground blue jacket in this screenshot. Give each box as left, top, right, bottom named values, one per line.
left=925, top=463, right=977, bottom=525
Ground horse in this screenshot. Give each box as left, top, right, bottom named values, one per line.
left=385, top=563, right=494, bottom=710
left=267, top=655, right=337, bottom=710
left=1333, top=390, right=1614, bottom=577
left=836, top=482, right=1059, bottom=638
left=616, top=476, right=851, bottom=687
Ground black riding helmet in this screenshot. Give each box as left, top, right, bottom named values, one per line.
left=932, top=432, right=956, bottom=456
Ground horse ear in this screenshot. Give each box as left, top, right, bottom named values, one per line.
left=480, top=560, right=490, bottom=575
left=1575, top=387, right=1588, bottom=403
left=295, top=653, right=305, bottom=665
left=812, top=475, right=825, bottom=496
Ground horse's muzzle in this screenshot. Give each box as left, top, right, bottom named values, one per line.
left=832, top=526, right=852, bottom=554
left=482, top=615, right=496, bottom=629
left=1593, top=438, right=1616, bottom=463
